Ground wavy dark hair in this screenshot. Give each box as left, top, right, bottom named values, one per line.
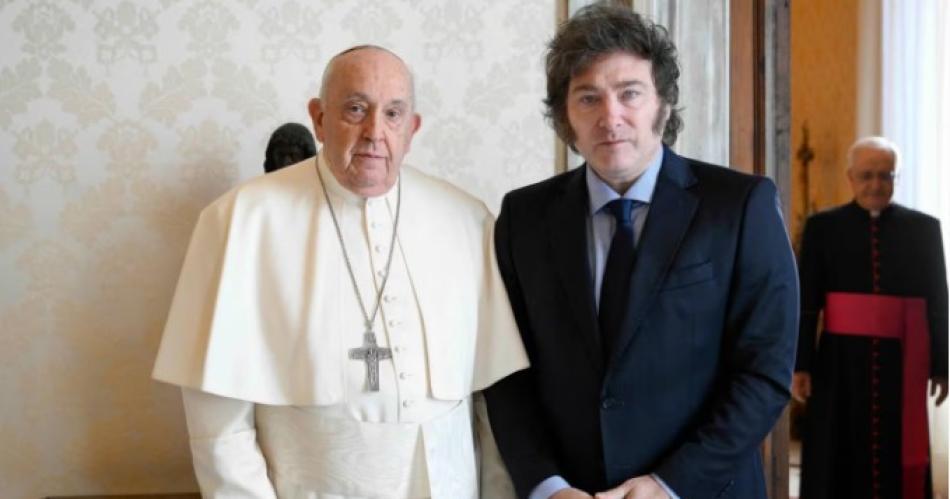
left=545, top=3, right=683, bottom=147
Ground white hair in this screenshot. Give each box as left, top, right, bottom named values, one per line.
left=847, top=136, right=899, bottom=171
left=317, top=45, right=416, bottom=106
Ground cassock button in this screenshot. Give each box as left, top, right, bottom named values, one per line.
left=398, top=372, right=409, bottom=380
left=384, top=294, right=396, bottom=303
left=374, top=244, right=385, bottom=254
left=402, top=400, right=414, bottom=408
left=388, top=319, right=401, bottom=327
left=376, top=269, right=387, bottom=279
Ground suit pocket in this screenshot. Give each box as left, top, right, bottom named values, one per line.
left=660, top=260, right=714, bottom=291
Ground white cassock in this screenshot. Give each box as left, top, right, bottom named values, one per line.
left=152, top=152, right=528, bottom=499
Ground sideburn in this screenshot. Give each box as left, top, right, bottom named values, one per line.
left=652, top=103, right=669, bottom=138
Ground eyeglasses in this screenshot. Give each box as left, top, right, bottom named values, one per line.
left=853, top=170, right=897, bottom=183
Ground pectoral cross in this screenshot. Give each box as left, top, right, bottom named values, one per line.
left=349, top=332, right=392, bottom=392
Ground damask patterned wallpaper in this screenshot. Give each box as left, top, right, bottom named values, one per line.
left=0, top=1, right=556, bottom=496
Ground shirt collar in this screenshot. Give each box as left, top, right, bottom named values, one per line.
left=586, top=146, right=664, bottom=215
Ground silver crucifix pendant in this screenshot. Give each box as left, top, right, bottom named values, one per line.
left=348, top=332, right=393, bottom=391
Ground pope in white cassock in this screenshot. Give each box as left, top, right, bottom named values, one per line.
left=152, top=45, right=528, bottom=498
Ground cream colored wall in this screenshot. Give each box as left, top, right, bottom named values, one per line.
left=790, top=0, right=860, bottom=244
left=0, top=1, right=555, bottom=497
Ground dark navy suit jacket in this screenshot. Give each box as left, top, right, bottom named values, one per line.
left=485, top=147, right=799, bottom=498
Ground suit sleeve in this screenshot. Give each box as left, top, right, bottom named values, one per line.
left=181, top=388, right=277, bottom=498
left=484, top=194, right=563, bottom=498
left=796, top=215, right=824, bottom=373
left=924, top=219, right=948, bottom=378
left=654, top=178, right=799, bottom=495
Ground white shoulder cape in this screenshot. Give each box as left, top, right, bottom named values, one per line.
left=152, top=158, right=528, bottom=405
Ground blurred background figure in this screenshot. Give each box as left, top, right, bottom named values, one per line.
left=263, top=122, right=317, bottom=173
left=794, top=136, right=948, bottom=499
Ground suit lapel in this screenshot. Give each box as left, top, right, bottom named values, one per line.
left=606, top=150, right=698, bottom=375
left=547, top=167, right=605, bottom=375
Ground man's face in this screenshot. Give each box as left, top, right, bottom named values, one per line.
left=566, top=51, right=666, bottom=191
left=848, top=147, right=895, bottom=212
left=309, top=48, right=421, bottom=197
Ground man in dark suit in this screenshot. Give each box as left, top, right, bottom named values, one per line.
left=484, top=4, right=799, bottom=498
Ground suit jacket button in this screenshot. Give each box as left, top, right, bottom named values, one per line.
left=601, top=398, right=619, bottom=410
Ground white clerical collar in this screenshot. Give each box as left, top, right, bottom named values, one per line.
left=316, top=149, right=398, bottom=207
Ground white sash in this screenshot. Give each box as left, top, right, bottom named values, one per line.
left=256, top=399, right=477, bottom=499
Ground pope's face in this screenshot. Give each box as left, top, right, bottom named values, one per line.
left=566, top=51, right=666, bottom=192
left=848, top=147, right=895, bottom=212
left=310, top=48, right=421, bottom=197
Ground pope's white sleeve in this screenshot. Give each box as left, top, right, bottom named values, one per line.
left=474, top=392, right=517, bottom=499
left=181, top=388, right=277, bottom=499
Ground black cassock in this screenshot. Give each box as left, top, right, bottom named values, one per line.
left=797, top=201, right=948, bottom=499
